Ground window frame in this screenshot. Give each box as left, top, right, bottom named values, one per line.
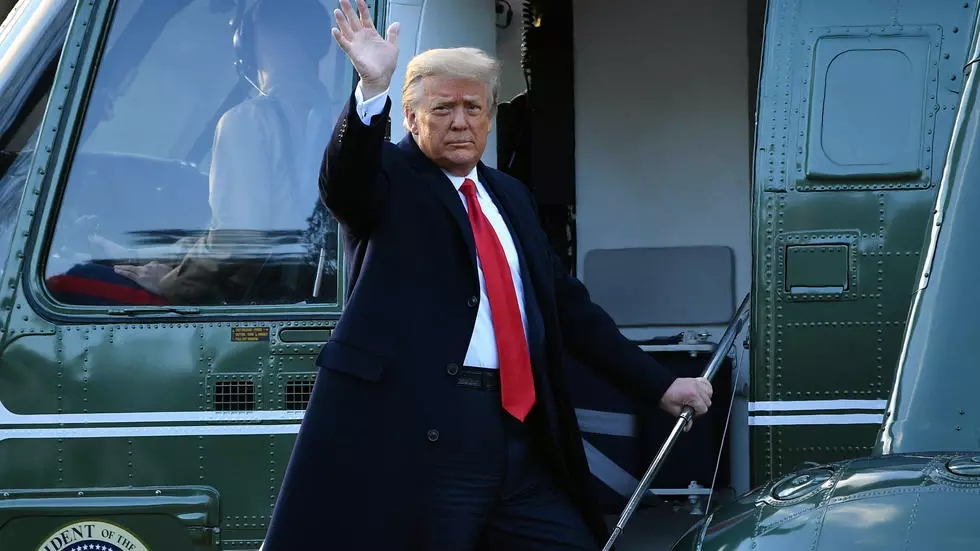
left=21, top=0, right=383, bottom=323
left=0, top=0, right=72, bottom=285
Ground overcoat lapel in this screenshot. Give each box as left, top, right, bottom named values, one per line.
left=395, top=134, right=555, bottom=321
left=476, top=163, right=555, bottom=315
left=397, top=135, right=477, bottom=275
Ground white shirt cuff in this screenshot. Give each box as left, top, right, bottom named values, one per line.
left=354, top=81, right=390, bottom=125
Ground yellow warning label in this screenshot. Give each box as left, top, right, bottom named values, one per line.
left=231, top=326, right=270, bottom=342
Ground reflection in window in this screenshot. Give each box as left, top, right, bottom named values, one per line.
left=0, top=14, right=66, bottom=281
left=44, top=0, right=352, bottom=307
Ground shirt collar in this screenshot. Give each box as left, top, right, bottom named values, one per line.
left=443, top=166, right=480, bottom=193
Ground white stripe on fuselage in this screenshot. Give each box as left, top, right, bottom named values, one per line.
left=747, top=399, right=886, bottom=426
left=0, top=398, right=888, bottom=442
left=748, top=399, right=887, bottom=412
left=748, top=413, right=884, bottom=426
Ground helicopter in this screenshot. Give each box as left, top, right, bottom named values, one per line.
left=668, top=3, right=980, bottom=547
left=0, top=0, right=972, bottom=549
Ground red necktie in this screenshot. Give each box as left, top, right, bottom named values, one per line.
left=459, top=178, right=536, bottom=421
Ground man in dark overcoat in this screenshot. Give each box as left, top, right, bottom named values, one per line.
left=262, top=1, right=714, bottom=549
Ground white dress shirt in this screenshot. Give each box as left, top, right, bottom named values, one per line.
left=353, top=83, right=529, bottom=369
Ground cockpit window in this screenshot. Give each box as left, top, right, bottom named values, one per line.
left=42, top=0, right=353, bottom=308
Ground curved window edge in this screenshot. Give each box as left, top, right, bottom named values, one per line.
left=9, top=0, right=110, bottom=324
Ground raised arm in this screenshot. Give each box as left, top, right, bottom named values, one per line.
left=319, top=85, right=392, bottom=235
left=319, top=0, right=400, bottom=236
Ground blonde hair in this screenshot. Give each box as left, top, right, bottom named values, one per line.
left=401, top=47, right=501, bottom=131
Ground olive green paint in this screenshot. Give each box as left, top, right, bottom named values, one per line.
left=0, top=486, right=220, bottom=550
left=671, top=1, right=980, bottom=548
left=0, top=1, right=378, bottom=548
left=875, top=7, right=980, bottom=457
left=1, top=0, right=977, bottom=549
left=673, top=453, right=980, bottom=550
left=749, top=0, right=978, bottom=485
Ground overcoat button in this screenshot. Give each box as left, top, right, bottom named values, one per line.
left=426, top=429, right=440, bottom=442
left=447, top=363, right=459, bottom=376
left=467, top=296, right=478, bottom=307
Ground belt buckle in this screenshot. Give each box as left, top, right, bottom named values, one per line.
left=483, top=369, right=499, bottom=391
left=457, top=367, right=498, bottom=391
left=458, top=374, right=482, bottom=389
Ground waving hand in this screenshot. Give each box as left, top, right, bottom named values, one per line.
left=332, top=0, right=400, bottom=98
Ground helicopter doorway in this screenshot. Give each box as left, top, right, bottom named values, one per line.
left=492, top=0, right=766, bottom=546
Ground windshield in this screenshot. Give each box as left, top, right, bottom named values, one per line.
left=42, top=0, right=354, bottom=307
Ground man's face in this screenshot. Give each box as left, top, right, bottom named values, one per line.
left=406, top=75, right=493, bottom=176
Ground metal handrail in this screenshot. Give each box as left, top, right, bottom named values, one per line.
left=603, top=292, right=751, bottom=551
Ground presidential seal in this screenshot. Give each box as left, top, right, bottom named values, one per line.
left=36, top=520, right=150, bottom=551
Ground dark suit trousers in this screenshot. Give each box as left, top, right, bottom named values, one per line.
left=424, top=366, right=598, bottom=551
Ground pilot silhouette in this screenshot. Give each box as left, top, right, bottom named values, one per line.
left=114, top=0, right=346, bottom=305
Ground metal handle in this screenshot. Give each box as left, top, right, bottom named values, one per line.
left=602, top=292, right=751, bottom=551
left=312, top=247, right=327, bottom=298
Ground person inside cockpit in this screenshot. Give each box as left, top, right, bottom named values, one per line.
left=111, top=0, right=345, bottom=304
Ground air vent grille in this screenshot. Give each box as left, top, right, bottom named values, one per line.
left=213, top=380, right=255, bottom=411
left=285, top=379, right=315, bottom=410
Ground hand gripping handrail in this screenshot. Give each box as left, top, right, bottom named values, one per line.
left=602, top=292, right=751, bottom=551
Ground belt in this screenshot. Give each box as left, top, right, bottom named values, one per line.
left=456, top=366, right=499, bottom=391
